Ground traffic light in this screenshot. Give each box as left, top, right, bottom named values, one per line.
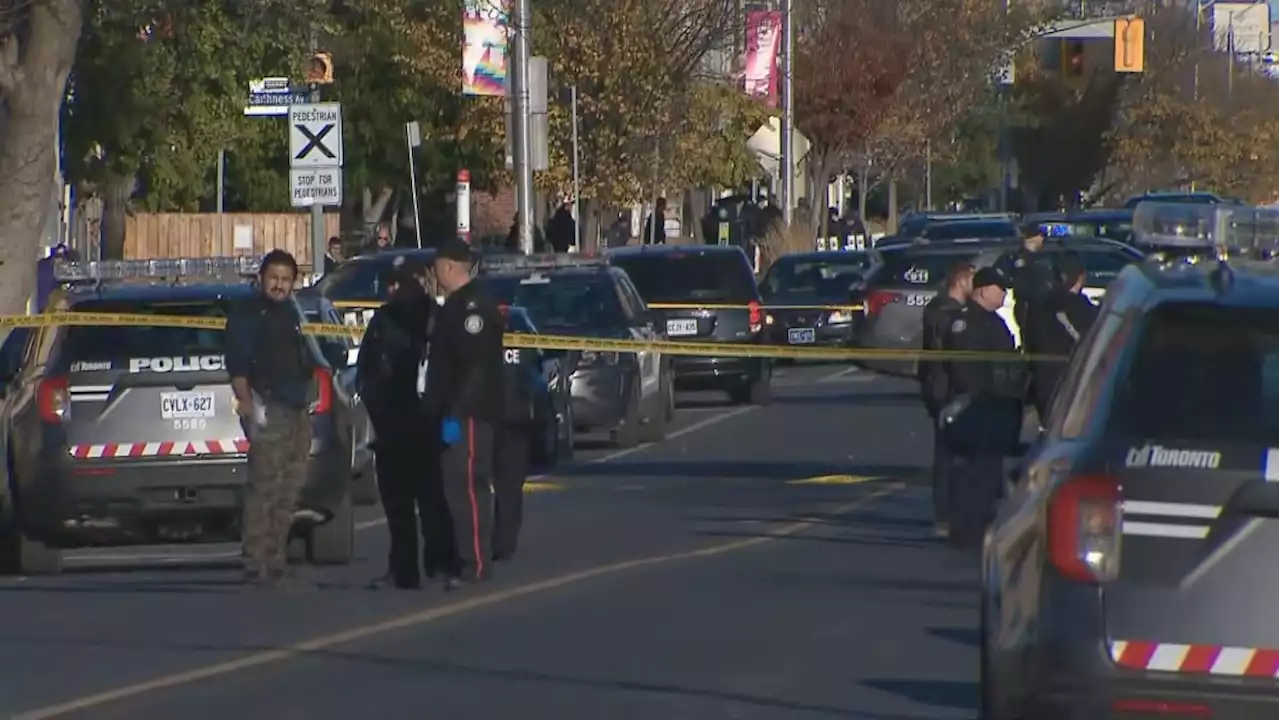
left=306, top=52, right=334, bottom=85
left=1062, top=40, right=1085, bottom=78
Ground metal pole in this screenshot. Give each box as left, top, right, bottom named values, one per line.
left=925, top=139, right=933, bottom=211
left=511, top=0, right=536, bottom=253
left=216, top=149, right=225, bottom=214
left=570, top=84, right=581, bottom=251
left=406, top=124, right=423, bottom=248
left=308, top=25, right=326, bottom=271
left=648, top=140, right=659, bottom=244
left=779, top=0, right=795, bottom=226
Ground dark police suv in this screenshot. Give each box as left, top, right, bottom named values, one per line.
left=980, top=203, right=1279, bottom=719
left=0, top=258, right=357, bottom=575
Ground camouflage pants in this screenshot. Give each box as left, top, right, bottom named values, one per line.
left=242, top=403, right=310, bottom=578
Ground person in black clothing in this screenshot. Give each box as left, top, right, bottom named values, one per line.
left=918, top=260, right=974, bottom=538
left=421, top=235, right=506, bottom=587
left=506, top=213, right=547, bottom=253
left=994, top=223, right=1056, bottom=338
left=322, top=237, right=343, bottom=275
left=545, top=200, right=576, bottom=253
left=643, top=197, right=667, bottom=244
left=1024, top=252, right=1099, bottom=420
left=493, top=335, right=535, bottom=562
left=357, top=257, right=455, bottom=589
left=942, top=266, right=1026, bottom=549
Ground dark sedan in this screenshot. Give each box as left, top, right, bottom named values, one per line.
left=758, top=250, right=879, bottom=349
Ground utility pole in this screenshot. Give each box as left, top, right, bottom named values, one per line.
left=779, top=0, right=795, bottom=226
left=570, top=84, right=581, bottom=251
left=308, top=25, right=325, bottom=271
left=511, top=0, right=536, bottom=252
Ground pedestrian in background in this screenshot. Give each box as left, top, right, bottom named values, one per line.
left=643, top=197, right=667, bottom=244
left=546, top=198, right=576, bottom=253
left=918, top=260, right=973, bottom=539
left=1024, top=253, right=1099, bottom=419
left=357, top=256, right=454, bottom=589
left=364, top=222, right=394, bottom=254
left=225, top=250, right=315, bottom=587
left=35, top=244, right=71, bottom=313
left=322, top=237, right=343, bottom=275
left=421, top=235, right=506, bottom=588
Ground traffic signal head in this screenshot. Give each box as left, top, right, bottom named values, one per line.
left=1063, top=40, right=1085, bottom=78
left=307, top=52, right=334, bottom=85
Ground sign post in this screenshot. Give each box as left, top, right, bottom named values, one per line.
left=456, top=169, right=472, bottom=243
left=406, top=121, right=423, bottom=248
left=288, top=102, right=344, bottom=271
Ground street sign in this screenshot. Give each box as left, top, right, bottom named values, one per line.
left=288, top=103, right=344, bottom=168
left=289, top=168, right=343, bottom=207
left=244, top=77, right=308, bottom=117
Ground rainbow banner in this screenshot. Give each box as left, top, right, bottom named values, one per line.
left=462, top=0, right=510, bottom=96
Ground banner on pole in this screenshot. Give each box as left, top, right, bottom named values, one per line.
left=462, top=0, right=510, bottom=96
left=744, top=10, right=782, bottom=107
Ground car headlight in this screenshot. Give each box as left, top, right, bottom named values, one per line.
left=827, top=311, right=853, bottom=324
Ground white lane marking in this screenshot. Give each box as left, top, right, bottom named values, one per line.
left=1122, top=521, right=1209, bottom=539
left=1121, top=500, right=1222, bottom=519
left=819, top=366, right=861, bottom=383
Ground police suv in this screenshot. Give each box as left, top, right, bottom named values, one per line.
left=980, top=203, right=1279, bottom=719
left=501, top=305, right=574, bottom=466
left=0, top=258, right=357, bottom=575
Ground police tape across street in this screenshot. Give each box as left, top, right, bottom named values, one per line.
left=0, top=311, right=1069, bottom=363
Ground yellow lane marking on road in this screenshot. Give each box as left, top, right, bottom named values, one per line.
left=524, top=480, right=565, bottom=493
left=14, top=482, right=904, bottom=719
left=786, top=474, right=886, bottom=486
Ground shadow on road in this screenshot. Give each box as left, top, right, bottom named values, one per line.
left=863, top=679, right=977, bottom=713
left=558, top=461, right=923, bottom=482
left=927, top=626, right=981, bottom=648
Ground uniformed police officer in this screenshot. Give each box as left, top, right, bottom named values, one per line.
left=995, top=223, right=1056, bottom=338
left=494, top=334, right=535, bottom=562
left=918, top=260, right=974, bottom=538
left=357, top=257, right=455, bottom=590
left=942, top=266, right=1026, bottom=549
left=1023, top=253, right=1099, bottom=419
left=421, top=236, right=506, bottom=587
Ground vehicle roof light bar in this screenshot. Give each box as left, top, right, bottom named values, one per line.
left=1131, top=202, right=1279, bottom=259
left=479, top=252, right=608, bottom=274
left=53, top=256, right=261, bottom=283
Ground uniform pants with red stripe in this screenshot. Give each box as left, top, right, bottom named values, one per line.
left=440, top=418, right=495, bottom=581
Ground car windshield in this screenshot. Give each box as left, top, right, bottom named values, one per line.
left=1064, top=219, right=1133, bottom=243
left=610, top=252, right=758, bottom=304
left=483, top=275, right=624, bottom=334
left=762, top=255, right=872, bottom=298
left=313, top=260, right=391, bottom=301
left=874, top=250, right=978, bottom=288
left=922, top=221, right=1017, bottom=240
left=1111, top=303, right=1278, bottom=444
left=1074, top=249, right=1139, bottom=287
left=57, top=298, right=237, bottom=370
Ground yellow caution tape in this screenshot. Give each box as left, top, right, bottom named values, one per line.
left=3, top=311, right=1066, bottom=362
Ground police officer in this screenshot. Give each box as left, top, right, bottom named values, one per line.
left=995, top=223, right=1057, bottom=339
left=942, top=266, right=1026, bottom=549
left=225, top=250, right=315, bottom=588
left=357, top=257, right=455, bottom=590
left=1023, top=253, right=1099, bottom=420
left=421, top=235, right=506, bottom=587
left=918, top=260, right=974, bottom=539
left=494, top=333, right=535, bottom=562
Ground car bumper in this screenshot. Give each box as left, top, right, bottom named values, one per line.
left=1037, top=665, right=1277, bottom=719
left=22, top=426, right=349, bottom=547
left=850, top=322, right=920, bottom=377
left=671, top=356, right=766, bottom=390
left=569, top=365, right=628, bottom=429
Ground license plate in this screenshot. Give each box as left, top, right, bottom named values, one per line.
left=666, top=318, right=699, bottom=337
left=788, top=328, right=816, bottom=344
left=160, top=391, right=216, bottom=420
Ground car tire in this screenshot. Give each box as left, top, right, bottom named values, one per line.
left=980, top=560, right=1017, bottom=720
left=309, top=496, right=354, bottom=565
left=730, top=372, right=772, bottom=405
left=610, top=380, right=642, bottom=449
left=556, top=401, right=575, bottom=463
left=663, top=368, right=676, bottom=423
left=0, top=532, right=62, bottom=576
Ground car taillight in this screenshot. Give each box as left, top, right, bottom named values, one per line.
left=866, top=290, right=900, bottom=316
left=748, top=300, right=763, bottom=333
left=38, top=376, right=71, bottom=423
left=1048, top=474, right=1122, bottom=583
left=310, top=368, right=333, bottom=415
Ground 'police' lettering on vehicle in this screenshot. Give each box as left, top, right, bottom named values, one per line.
left=1125, top=444, right=1222, bottom=470
left=504, top=349, right=521, bottom=364
left=128, top=355, right=225, bottom=374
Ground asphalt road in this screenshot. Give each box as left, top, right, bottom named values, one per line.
left=0, top=363, right=981, bottom=720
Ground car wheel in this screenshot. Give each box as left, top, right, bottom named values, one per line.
left=0, top=531, right=62, bottom=576
left=639, top=379, right=669, bottom=443
left=610, top=380, right=642, bottom=449
left=730, top=371, right=772, bottom=405
left=980, top=560, right=1016, bottom=720
left=309, top=496, right=354, bottom=565
left=663, top=369, right=676, bottom=422
left=556, top=400, right=575, bottom=463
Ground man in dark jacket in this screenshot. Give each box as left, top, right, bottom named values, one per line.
left=357, top=257, right=455, bottom=589
left=545, top=200, right=576, bottom=253
left=1024, top=253, right=1099, bottom=419
left=917, top=260, right=973, bottom=538
left=994, top=223, right=1056, bottom=338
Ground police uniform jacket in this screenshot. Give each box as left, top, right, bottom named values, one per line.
left=1025, top=289, right=1099, bottom=408
left=943, top=302, right=1026, bottom=454
left=421, top=279, right=506, bottom=424
left=356, top=285, right=433, bottom=441
left=918, top=293, right=965, bottom=415
left=995, top=248, right=1055, bottom=322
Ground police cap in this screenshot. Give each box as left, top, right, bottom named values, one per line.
left=386, top=254, right=427, bottom=286
left=972, top=266, right=1011, bottom=290
left=1019, top=222, right=1044, bottom=240
left=436, top=235, right=476, bottom=263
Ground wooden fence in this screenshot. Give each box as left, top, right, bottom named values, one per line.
left=124, top=213, right=341, bottom=271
